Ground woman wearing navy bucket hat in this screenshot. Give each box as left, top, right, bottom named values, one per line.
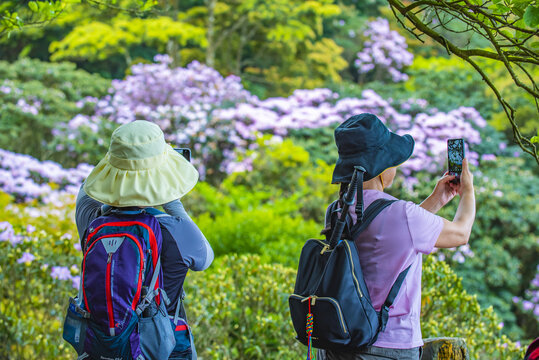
left=320, top=113, right=476, bottom=360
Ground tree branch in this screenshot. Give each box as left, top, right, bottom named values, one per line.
left=386, top=0, right=539, bottom=165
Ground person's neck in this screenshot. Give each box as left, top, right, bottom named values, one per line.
left=362, top=177, right=384, bottom=192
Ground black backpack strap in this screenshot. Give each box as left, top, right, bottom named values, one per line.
left=351, top=198, right=397, bottom=239
left=324, top=199, right=353, bottom=241
left=379, top=265, right=411, bottom=332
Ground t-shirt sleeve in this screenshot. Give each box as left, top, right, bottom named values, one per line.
left=161, top=217, right=214, bottom=271
left=404, top=201, right=444, bottom=254
left=75, top=184, right=102, bottom=241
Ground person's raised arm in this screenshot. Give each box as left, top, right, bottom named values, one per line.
left=435, top=158, right=476, bottom=248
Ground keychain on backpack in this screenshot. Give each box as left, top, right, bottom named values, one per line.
left=306, top=299, right=315, bottom=360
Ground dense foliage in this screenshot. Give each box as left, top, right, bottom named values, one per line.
left=0, top=148, right=528, bottom=358
left=0, top=0, right=537, bottom=358
left=0, top=58, right=110, bottom=166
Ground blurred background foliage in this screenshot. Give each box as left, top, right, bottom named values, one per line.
left=0, top=0, right=538, bottom=359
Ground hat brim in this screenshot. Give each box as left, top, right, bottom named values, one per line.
left=84, top=145, right=199, bottom=207
left=332, top=133, right=414, bottom=184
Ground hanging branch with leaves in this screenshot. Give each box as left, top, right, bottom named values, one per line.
left=0, top=0, right=158, bottom=38
left=386, top=0, right=539, bottom=165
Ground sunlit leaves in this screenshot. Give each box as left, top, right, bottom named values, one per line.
left=49, top=17, right=206, bottom=64
left=523, top=4, right=539, bottom=27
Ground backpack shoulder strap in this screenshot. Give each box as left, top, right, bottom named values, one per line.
left=136, top=255, right=171, bottom=315
left=378, top=265, right=411, bottom=332
left=351, top=198, right=398, bottom=239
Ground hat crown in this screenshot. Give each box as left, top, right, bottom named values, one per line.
left=334, top=113, right=390, bottom=154
left=109, top=120, right=165, bottom=160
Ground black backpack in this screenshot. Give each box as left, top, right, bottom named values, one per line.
left=289, top=166, right=410, bottom=352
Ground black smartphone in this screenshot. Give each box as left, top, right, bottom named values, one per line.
left=174, top=148, right=191, bottom=162
left=447, top=138, right=465, bottom=181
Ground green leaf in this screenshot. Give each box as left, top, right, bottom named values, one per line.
left=531, top=130, right=539, bottom=144
left=140, top=0, right=156, bottom=12
left=28, top=1, right=38, bottom=12
left=523, top=5, right=539, bottom=27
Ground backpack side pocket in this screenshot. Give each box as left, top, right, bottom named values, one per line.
left=139, top=301, right=176, bottom=359
left=62, top=297, right=89, bottom=355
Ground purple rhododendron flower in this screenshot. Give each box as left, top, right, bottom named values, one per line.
left=482, top=154, right=496, bottom=161
left=51, top=266, right=72, bottom=281
left=355, top=18, right=413, bottom=83
left=17, top=252, right=35, bottom=264
left=71, top=275, right=81, bottom=289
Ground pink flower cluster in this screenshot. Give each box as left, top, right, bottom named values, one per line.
left=50, top=265, right=80, bottom=289
left=215, top=88, right=484, bottom=176
left=56, top=56, right=484, bottom=180
left=355, top=18, right=414, bottom=82
left=0, top=148, right=92, bottom=202
left=0, top=221, right=24, bottom=246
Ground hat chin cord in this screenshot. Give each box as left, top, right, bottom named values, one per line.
left=379, top=174, right=385, bottom=190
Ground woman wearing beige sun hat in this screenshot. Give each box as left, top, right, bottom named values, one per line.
left=75, top=120, right=213, bottom=360
left=83, top=119, right=199, bottom=207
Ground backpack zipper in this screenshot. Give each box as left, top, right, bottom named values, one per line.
left=106, top=253, right=114, bottom=336
left=343, top=241, right=363, bottom=298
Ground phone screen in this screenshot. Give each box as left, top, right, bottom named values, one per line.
left=447, top=139, right=464, bottom=176
left=174, top=148, right=191, bottom=162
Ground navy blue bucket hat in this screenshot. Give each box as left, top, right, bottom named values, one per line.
left=332, top=113, right=415, bottom=184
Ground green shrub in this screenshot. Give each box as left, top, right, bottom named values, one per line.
left=422, top=256, right=525, bottom=359
left=184, top=254, right=303, bottom=359
left=0, top=58, right=111, bottom=167
left=225, top=138, right=337, bottom=221
left=0, top=193, right=77, bottom=359
left=195, top=203, right=320, bottom=263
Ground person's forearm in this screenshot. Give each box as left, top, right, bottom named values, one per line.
left=420, top=194, right=443, bottom=214
left=452, top=191, right=476, bottom=241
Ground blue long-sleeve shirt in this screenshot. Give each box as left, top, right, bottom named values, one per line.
left=75, top=185, right=213, bottom=314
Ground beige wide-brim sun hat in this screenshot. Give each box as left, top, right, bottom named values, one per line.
left=84, top=120, right=199, bottom=207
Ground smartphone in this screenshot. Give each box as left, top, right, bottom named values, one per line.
left=447, top=139, right=465, bottom=181
left=174, top=148, right=191, bottom=162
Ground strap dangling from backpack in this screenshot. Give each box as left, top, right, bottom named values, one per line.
left=306, top=298, right=315, bottom=360
left=355, top=167, right=366, bottom=224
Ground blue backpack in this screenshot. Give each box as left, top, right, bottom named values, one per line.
left=289, top=167, right=410, bottom=353
left=63, top=208, right=178, bottom=360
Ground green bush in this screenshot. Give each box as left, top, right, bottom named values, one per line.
left=421, top=256, right=525, bottom=359
left=184, top=254, right=303, bottom=359
left=0, top=58, right=111, bottom=167
left=0, top=193, right=76, bottom=359
left=225, top=138, right=337, bottom=221
left=196, top=203, right=320, bottom=264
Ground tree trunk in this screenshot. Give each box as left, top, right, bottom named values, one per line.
left=206, top=0, right=216, bottom=67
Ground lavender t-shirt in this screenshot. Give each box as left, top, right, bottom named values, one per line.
left=346, top=190, right=443, bottom=349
